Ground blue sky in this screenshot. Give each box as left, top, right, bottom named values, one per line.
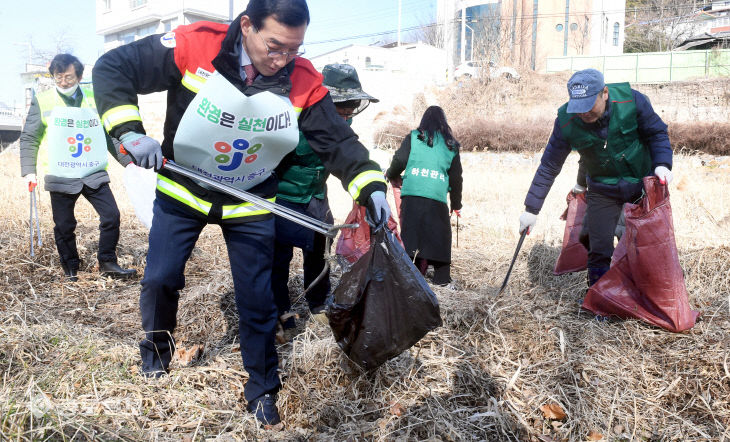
left=0, top=0, right=436, bottom=110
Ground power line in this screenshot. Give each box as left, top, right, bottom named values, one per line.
left=305, top=4, right=707, bottom=47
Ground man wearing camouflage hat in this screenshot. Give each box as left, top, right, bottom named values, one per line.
left=518, top=68, right=673, bottom=287
left=272, top=63, right=378, bottom=328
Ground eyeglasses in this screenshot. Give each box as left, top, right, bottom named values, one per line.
left=53, top=74, right=77, bottom=84
left=253, top=27, right=305, bottom=60
left=335, top=100, right=370, bottom=119
left=336, top=107, right=356, bottom=119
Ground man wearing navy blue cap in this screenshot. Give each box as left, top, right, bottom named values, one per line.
left=518, top=68, right=673, bottom=287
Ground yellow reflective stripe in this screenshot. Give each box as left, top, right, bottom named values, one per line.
left=293, top=106, right=302, bottom=117
left=156, top=175, right=212, bottom=215
left=181, top=70, right=206, bottom=93
left=101, top=105, right=142, bottom=131
left=221, top=197, right=275, bottom=219
left=347, top=170, right=387, bottom=200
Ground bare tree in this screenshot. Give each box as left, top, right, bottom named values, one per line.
left=407, top=13, right=444, bottom=48
left=24, top=29, right=76, bottom=65
left=625, top=0, right=703, bottom=52
left=570, top=15, right=591, bottom=55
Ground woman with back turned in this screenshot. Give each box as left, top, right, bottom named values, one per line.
left=386, top=105, right=463, bottom=286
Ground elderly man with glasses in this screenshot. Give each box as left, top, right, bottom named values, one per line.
left=92, top=0, right=390, bottom=426
left=19, top=53, right=136, bottom=282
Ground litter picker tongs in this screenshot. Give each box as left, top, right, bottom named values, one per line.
left=162, top=159, right=357, bottom=237
left=29, top=181, right=42, bottom=256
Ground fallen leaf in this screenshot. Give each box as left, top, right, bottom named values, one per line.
left=389, top=400, right=406, bottom=417
left=275, top=325, right=287, bottom=344
left=587, top=430, right=603, bottom=440
left=174, top=344, right=204, bottom=366
left=539, top=403, right=566, bottom=420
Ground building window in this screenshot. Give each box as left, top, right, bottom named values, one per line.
left=138, top=22, right=158, bottom=38
left=103, top=0, right=111, bottom=11
left=121, top=31, right=135, bottom=45
left=613, top=22, right=620, bottom=46
left=556, top=24, right=563, bottom=31
left=163, top=18, right=178, bottom=32
left=129, top=0, right=146, bottom=8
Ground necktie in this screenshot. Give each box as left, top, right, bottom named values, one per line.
left=243, top=64, right=258, bottom=86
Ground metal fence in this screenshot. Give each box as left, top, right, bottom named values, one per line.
left=546, top=49, right=730, bottom=83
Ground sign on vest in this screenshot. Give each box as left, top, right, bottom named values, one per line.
left=173, top=72, right=299, bottom=191
left=45, top=106, right=108, bottom=178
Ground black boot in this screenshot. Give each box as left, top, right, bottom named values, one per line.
left=99, top=261, right=137, bottom=279
left=61, top=263, right=79, bottom=282
left=247, top=394, right=281, bottom=426
left=587, top=267, right=609, bottom=287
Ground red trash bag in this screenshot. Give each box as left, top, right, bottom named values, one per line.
left=553, top=190, right=588, bottom=275
left=582, top=177, right=699, bottom=332
left=335, top=203, right=402, bottom=264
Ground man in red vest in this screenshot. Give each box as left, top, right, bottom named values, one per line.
left=93, top=0, right=390, bottom=426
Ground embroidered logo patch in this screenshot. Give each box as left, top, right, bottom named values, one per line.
left=160, top=32, right=176, bottom=48
left=570, top=84, right=588, bottom=98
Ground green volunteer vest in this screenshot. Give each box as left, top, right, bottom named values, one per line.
left=557, top=82, right=652, bottom=185
left=400, top=130, right=455, bottom=203
left=276, top=132, right=327, bottom=203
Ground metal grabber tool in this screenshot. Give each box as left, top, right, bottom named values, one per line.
left=496, top=229, right=528, bottom=297
left=160, top=159, right=358, bottom=237
left=29, top=181, right=42, bottom=257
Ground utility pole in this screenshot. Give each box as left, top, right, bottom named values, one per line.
left=461, top=6, right=466, bottom=63
left=397, top=0, right=402, bottom=47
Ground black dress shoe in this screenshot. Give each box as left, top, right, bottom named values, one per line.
left=247, top=394, right=280, bottom=426
left=99, top=261, right=137, bottom=279
left=61, top=264, right=79, bottom=282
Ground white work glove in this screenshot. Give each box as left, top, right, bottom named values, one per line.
left=654, top=165, right=673, bottom=185
left=366, top=190, right=391, bottom=231
left=24, top=173, right=37, bottom=188
left=119, top=132, right=163, bottom=171
left=519, top=211, right=537, bottom=235
left=572, top=184, right=586, bottom=194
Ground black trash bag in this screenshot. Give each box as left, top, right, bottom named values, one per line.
left=327, top=228, right=443, bottom=370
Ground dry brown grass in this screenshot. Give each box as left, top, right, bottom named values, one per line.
left=669, top=123, right=730, bottom=156
left=375, top=73, right=730, bottom=155
left=1, top=143, right=729, bottom=440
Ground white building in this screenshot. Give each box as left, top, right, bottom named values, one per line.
left=687, top=1, right=730, bottom=35
left=437, top=0, right=625, bottom=74
left=96, top=0, right=248, bottom=52
left=309, top=42, right=447, bottom=84
left=310, top=42, right=448, bottom=148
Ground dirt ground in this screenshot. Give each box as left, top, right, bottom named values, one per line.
left=1, top=145, right=729, bottom=440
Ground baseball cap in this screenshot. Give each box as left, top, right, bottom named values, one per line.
left=322, top=63, right=379, bottom=104
left=566, top=69, right=605, bottom=114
